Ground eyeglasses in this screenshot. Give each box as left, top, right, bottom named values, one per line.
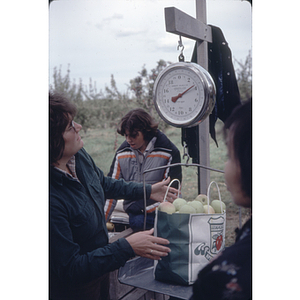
left=67, top=120, right=77, bottom=132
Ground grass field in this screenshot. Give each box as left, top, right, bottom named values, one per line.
left=80, top=120, right=251, bottom=246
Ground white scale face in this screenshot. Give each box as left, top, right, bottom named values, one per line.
left=153, top=62, right=215, bottom=128
left=157, top=67, right=205, bottom=126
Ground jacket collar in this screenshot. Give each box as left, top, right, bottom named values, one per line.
left=50, top=164, right=80, bottom=186
left=50, top=166, right=65, bottom=186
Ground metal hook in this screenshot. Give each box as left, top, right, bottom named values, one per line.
left=177, top=35, right=185, bottom=62
left=177, top=35, right=184, bottom=51
left=182, top=142, right=190, bottom=164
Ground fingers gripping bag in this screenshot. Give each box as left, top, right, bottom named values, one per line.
left=154, top=180, right=226, bottom=285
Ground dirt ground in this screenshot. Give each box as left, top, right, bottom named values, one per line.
left=225, top=203, right=251, bottom=247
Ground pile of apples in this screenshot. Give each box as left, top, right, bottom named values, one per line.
left=158, top=194, right=226, bottom=214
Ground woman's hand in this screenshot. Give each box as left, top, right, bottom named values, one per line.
left=126, top=228, right=171, bottom=260
left=150, top=177, right=178, bottom=203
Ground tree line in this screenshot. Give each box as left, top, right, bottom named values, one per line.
left=49, top=52, right=252, bottom=133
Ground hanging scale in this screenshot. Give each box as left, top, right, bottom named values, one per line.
left=153, top=35, right=216, bottom=128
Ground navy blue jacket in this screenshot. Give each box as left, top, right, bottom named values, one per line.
left=50, top=148, right=152, bottom=298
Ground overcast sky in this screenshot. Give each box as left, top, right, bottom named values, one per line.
left=49, top=0, right=252, bottom=94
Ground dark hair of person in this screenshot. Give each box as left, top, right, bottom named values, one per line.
left=223, top=100, right=252, bottom=198
left=49, top=91, right=77, bottom=165
left=117, top=108, right=159, bottom=142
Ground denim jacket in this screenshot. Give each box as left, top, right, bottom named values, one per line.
left=50, top=148, right=151, bottom=298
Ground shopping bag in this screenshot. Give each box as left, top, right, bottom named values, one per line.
left=154, top=181, right=226, bottom=285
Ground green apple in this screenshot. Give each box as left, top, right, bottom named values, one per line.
left=203, top=205, right=215, bottom=214
left=179, top=204, right=196, bottom=214
left=158, top=202, right=176, bottom=214
left=188, top=200, right=204, bottom=213
left=211, top=200, right=226, bottom=213
left=173, top=198, right=187, bottom=211
left=194, top=194, right=209, bottom=206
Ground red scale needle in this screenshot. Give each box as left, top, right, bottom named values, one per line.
left=171, top=85, right=195, bottom=103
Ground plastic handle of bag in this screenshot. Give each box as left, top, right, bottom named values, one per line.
left=207, top=181, right=223, bottom=213
left=163, top=179, right=181, bottom=202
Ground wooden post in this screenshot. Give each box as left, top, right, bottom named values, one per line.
left=196, top=0, right=210, bottom=194
left=164, top=0, right=211, bottom=194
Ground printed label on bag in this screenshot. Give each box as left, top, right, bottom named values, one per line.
left=208, top=216, right=225, bottom=254
left=189, top=214, right=226, bottom=283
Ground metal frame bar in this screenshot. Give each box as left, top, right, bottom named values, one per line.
left=165, top=7, right=212, bottom=43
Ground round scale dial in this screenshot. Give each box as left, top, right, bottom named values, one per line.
left=153, top=62, right=216, bottom=127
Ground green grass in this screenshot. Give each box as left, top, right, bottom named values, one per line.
left=81, top=120, right=232, bottom=205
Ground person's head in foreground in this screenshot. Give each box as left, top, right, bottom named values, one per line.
left=223, top=99, right=252, bottom=208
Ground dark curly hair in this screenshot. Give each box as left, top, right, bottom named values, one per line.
left=223, top=100, right=252, bottom=198
left=117, top=108, right=158, bottom=142
left=49, top=91, right=77, bottom=165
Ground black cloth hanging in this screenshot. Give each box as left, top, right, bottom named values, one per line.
left=191, top=25, right=241, bottom=146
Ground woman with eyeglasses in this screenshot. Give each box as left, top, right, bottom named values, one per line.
left=49, top=92, right=178, bottom=300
